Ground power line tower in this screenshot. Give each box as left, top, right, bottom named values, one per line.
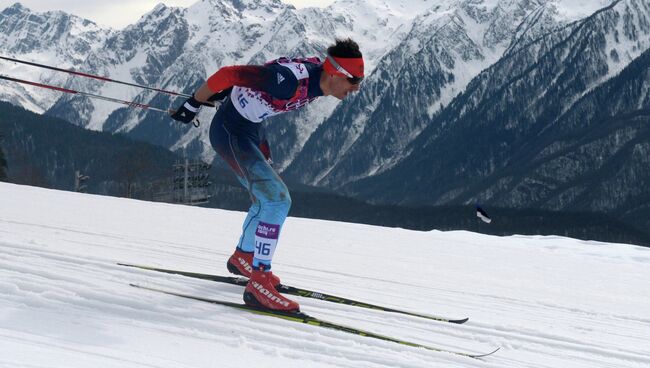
left=172, top=159, right=211, bottom=205
left=74, top=170, right=89, bottom=193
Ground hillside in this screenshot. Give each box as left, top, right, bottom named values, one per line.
left=1, top=182, right=649, bottom=367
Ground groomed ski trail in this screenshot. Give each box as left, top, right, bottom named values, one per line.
left=1, top=182, right=649, bottom=368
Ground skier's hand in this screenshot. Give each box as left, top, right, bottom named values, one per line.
left=170, top=96, right=202, bottom=125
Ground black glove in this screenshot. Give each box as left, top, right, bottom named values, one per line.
left=170, top=96, right=202, bottom=125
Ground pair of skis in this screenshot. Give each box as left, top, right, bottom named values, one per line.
left=120, top=263, right=499, bottom=359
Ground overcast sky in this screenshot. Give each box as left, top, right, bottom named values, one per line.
left=0, top=0, right=336, bottom=29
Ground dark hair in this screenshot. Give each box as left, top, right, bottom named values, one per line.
left=327, top=38, right=362, bottom=58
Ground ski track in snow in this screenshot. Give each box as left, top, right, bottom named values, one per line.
left=1, top=182, right=649, bottom=367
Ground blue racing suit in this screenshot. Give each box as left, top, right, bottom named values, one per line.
left=209, top=57, right=324, bottom=270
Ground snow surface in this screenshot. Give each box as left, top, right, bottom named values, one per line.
left=551, top=0, right=613, bottom=21
left=1, top=182, right=649, bottom=367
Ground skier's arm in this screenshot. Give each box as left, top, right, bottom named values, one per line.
left=204, top=65, right=298, bottom=99
left=193, top=82, right=220, bottom=103
left=206, top=65, right=271, bottom=92
left=171, top=65, right=296, bottom=124
left=174, top=65, right=274, bottom=111
left=169, top=67, right=245, bottom=124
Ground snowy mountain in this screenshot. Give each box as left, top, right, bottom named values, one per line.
left=285, top=0, right=593, bottom=186
left=344, top=0, right=650, bottom=220
left=1, top=0, right=649, bottom=223
left=0, top=3, right=112, bottom=112
left=284, top=0, right=621, bottom=186
left=2, top=181, right=650, bottom=367
left=0, top=0, right=583, bottom=164
left=0, top=0, right=433, bottom=163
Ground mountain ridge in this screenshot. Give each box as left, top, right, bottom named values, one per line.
left=1, top=0, right=648, bottom=224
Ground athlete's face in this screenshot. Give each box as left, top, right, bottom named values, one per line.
left=325, top=75, right=361, bottom=100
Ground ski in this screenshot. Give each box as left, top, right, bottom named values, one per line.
left=130, top=283, right=499, bottom=359
left=118, top=263, right=468, bottom=324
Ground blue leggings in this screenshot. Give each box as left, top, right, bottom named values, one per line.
left=209, top=111, right=291, bottom=271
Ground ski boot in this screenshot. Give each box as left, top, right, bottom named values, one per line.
left=243, top=265, right=299, bottom=313
left=227, top=248, right=280, bottom=286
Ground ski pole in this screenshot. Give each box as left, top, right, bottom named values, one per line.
left=0, top=74, right=172, bottom=112
left=0, top=55, right=192, bottom=98
left=0, top=74, right=200, bottom=126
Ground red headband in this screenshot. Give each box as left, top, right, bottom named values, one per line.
left=323, top=55, right=364, bottom=78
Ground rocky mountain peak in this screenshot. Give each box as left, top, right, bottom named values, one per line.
left=1, top=2, right=27, bottom=15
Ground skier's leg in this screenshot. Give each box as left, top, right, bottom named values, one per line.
left=243, top=153, right=292, bottom=271
left=214, top=124, right=291, bottom=271
left=226, top=200, right=261, bottom=277
left=210, top=115, right=257, bottom=276
left=229, top=138, right=297, bottom=311
left=210, top=117, right=289, bottom=278
left=210, top=117, right=297, bottom=312
left=236, top=200, right=261, bottom=252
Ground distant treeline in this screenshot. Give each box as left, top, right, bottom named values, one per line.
left=0, top=101, right=182, bottom=196
left=2, top=100, right=649, bottom=247
left=208, top=179, right=650, bottom=247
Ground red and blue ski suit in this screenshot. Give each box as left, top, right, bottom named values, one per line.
left=208, top=57, right=323, bottom=271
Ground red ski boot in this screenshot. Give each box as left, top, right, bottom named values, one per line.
left=243, top=266, right=300, bottom=313
left=226, top=248, right=280, bottom=286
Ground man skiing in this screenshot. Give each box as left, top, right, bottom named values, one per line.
left=170, top=38, right=364, bottom=313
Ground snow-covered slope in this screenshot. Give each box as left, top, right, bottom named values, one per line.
left=1, top=182, right=649, bottom=367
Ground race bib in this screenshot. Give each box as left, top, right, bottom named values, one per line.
left=254, top=222, right=280, bottom=262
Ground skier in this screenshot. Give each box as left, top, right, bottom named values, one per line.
left=170, top=38, right=364, bottom=312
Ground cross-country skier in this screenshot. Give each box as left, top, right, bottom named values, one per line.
left=170, top=38, right=364, bottom=313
